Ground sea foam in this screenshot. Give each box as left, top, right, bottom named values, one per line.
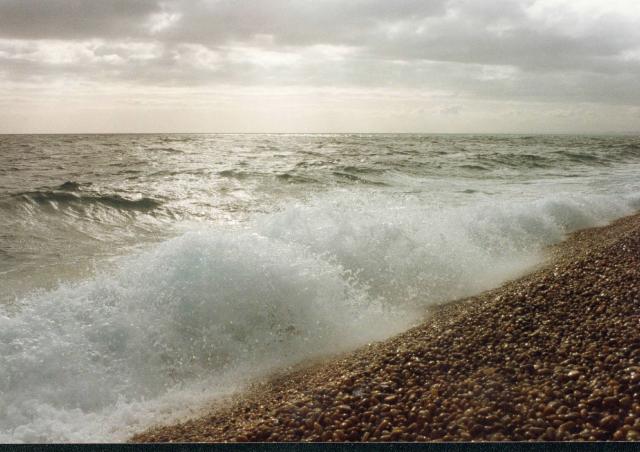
left=1, top=189, right=638, bottom=442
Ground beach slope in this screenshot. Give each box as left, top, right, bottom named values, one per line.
left=133, top=213, right=640, bottom=442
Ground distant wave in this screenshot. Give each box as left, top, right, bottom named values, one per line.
left=218, top=169, right=251, bottom=179
left=338, top=165, right=384, bottom=175
left=331, top=172, right=388, bottom=186
left=457, top=164, right=489, bottom=171
left=5, top=185, right=161, bottom=212
left=148, top=147, right=185, bottom=154
left=275, top=173, right=318, bottom=184
left=58, top=181, right=82, bottom=191
left=553, top=151, right=606, bottom=164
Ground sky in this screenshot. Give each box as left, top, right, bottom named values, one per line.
left=1, top=0, right=639, bottom=133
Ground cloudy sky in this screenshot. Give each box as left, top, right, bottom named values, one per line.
left=1, top=0, right=639, bottom=133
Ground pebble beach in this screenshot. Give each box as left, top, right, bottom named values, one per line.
left=3, top=0, right=640, bottom=443
left=133, top=212, right=640, bottom=442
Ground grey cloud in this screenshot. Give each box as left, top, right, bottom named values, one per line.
left=0, top=0, right=161, bottom=39
left=0, top=0, right=639, bottom=108
left=1, top=0, right=638, bottom=74
left=172, top=0, right=449, bottom=45
left=0, top=0, right=449, bottom=42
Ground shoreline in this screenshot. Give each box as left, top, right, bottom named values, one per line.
left=133, top=212, right=640, bottom=442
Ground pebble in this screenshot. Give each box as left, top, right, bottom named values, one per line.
left=133, top=213, right=640, bottom=443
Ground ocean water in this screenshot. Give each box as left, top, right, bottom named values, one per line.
left=1, top=133, right=639, bottom=442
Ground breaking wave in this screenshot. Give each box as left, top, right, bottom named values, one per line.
left=1, top=188, right=639, bottom=442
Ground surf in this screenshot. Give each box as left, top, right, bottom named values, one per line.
left=1, top=188, right=639, bottom=442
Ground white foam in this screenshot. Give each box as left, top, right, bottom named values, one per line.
left=1, top=189, right=638, bottom=442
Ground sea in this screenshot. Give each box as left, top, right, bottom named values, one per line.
left=1, top=133, right=639, bottom=442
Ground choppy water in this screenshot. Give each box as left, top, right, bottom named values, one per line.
left=1, top=133, right=639, bottom=442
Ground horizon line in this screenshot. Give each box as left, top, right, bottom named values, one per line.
left=1, top=131, right=639, bottom=136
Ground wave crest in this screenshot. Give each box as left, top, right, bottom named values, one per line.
left=5, top=189, right=161, bottom=212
